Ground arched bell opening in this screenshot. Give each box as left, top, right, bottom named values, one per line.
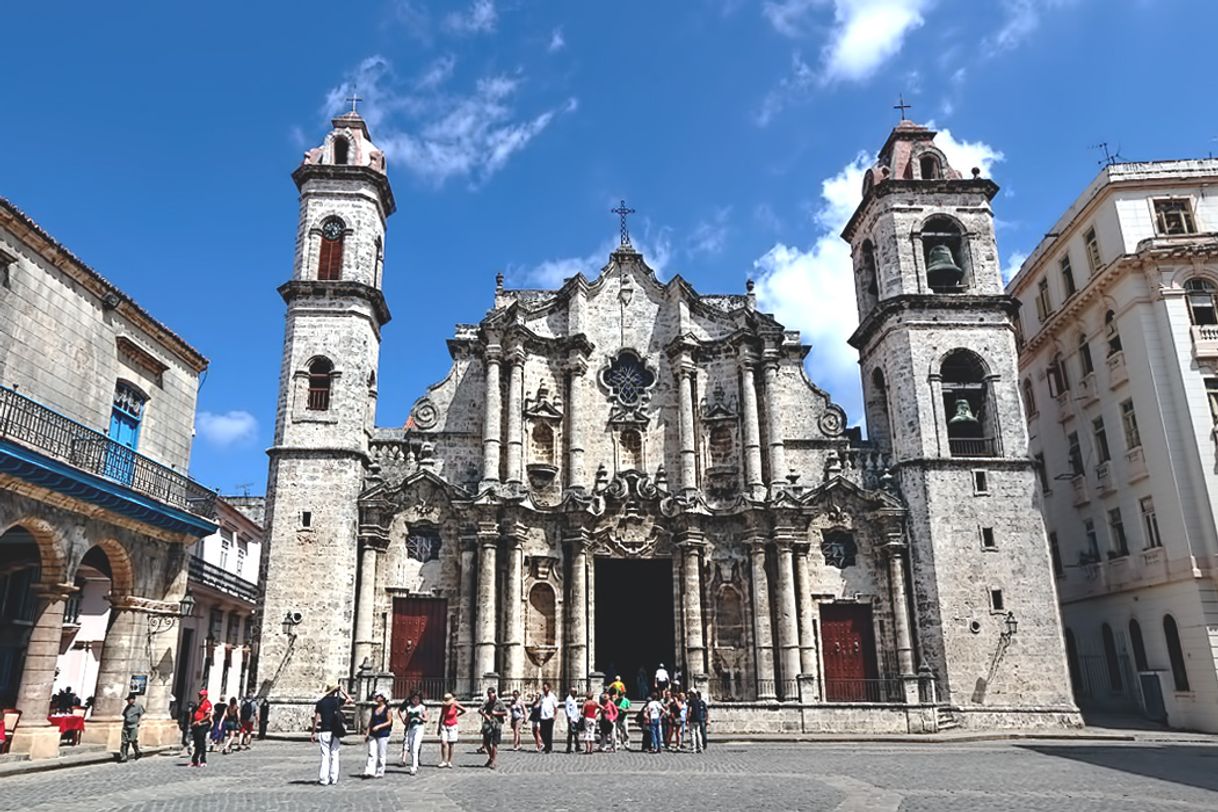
left=922, top=215, right=969, bottom=293
left=940, top=349, right=996, bottom=457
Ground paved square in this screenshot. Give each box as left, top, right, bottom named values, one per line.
left=3, top=739, right=1218, bottom=811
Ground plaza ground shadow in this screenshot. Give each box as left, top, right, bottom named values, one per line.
left=1021, top=744, right=1218, bottom=793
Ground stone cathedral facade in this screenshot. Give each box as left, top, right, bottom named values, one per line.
left=257, top=113, right=1081, bottom=733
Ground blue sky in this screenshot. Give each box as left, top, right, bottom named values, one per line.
left=2, top=1, right=1215, bottom=496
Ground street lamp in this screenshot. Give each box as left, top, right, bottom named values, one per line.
left=179, top=590, right=197, bottom=619
left=148, top=591, right=198, bottom=637
left=1001, top=611, right=1019, bottom=641
left=281, top=610, right=303, bottom=637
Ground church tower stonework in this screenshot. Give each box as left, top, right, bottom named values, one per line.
left=845, top=121, right=1078, bottom=725
left=257, top=111, right=394, bottom=727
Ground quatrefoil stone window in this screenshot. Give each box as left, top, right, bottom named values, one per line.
left=600, top=349, right=657, bottom=408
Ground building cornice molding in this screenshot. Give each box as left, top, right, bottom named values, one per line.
left=849, top=293, right=1019, bottom=349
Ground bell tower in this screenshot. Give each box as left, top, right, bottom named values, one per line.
left=257, top=109, right=395, bottom=727
left=844, top=121, right=1078, bottom=724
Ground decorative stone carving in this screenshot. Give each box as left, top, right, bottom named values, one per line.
left=599, top=349, right=657, bottom=425
left=405, top=532, right=441, bottom=563
left=821, top=530, right=857, bottom=569
left=818, top=407, right=846, bottom=436
left=410, top=398, right=439, bottom=430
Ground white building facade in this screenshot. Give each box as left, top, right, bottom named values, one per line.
left=1007, top=159, right=1218, bottom=732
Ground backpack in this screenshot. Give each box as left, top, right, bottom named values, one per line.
left=240, top=699, right=256, bottom=722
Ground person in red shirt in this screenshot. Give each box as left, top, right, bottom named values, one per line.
left=581, top=692, right=599, bottom=754
left=190, top=690, right=212, bottom=767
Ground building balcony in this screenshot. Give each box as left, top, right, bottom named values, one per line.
left=1190, top=325, right=1218, bottom=359
left=1095, top=461, right=1116, bottom=494
left=1079, top=372, right=1100, bottom=405
left=188, top=555, right=259, bottom=604
left=1126, top=446, right=1149, bottom=482
left=1055, top=390, right=1074, bottom=423
left=1107, top=351, right=1128, bottom=388
left=948, top=436, right=998, bottom=457
left=0, top=385, right=216, bottom=532
left=1071, top=474, right=1090, bottom=506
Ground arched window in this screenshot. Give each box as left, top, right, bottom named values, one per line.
left=1021, top=378, right=1037, bottom=417
left=1184, top=278, right=1217, bottom=325
left=1128, top=619, right=1148, bottom=672
left=1047, top=352, right=1070, bottom=396
left=1101, top=622, right=1123, bottom=693
left=307, top=357, right=334, bottom=411
left=941, top=350, right=993, bottom=457
left=532, top=422, right=556, bottom=466
left=1078, top=333, right=1095, bottom=377
left=869, top=368, right=893, bottom=445
left=333, top=136, right=349, bottom=165
left=1105, top=310, right=1123, bottom=356
left=619, top=428, right=643, bottom=471
left=860, top=239, right=878, bottom=296
left=1163, top=614, right=1190, bottom=691
left=1064, top=628, right=1082, bottom=698
left=526, top=583, right=557, bottom=648
left=922, top=215, right=966, bottom=293
left=920, top=154, right=941, bottom=180
left=317, top=217, right=345, bottom=281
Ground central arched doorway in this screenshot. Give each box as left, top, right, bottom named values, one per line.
left=593, top=557, right=674, bottom=699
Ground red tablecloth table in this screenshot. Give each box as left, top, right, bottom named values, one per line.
left=47, top=714, right=86, bottom=735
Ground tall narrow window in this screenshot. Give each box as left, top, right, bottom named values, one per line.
left=110, top=382, right=146, bottom=451
left=1035, top=277, right=1053, bottom=320
left=1105, top=310, right=1123, bottom=356
left=1083, top=519, right=1100, bottom=561
left=307, top=357, right=334, bottom=411
left=333, top=136, right=350, bottom=165
left=1140, top=496, right=1161, bottom=549
left=1128, top=619, right=1149, bottom=672
left=1067, top=431, right=1084, bottom=477
left=1022, top=378, right=1037, bottom=417
left=1101, top=623, right=1123, bottom=692
left=1184, top=278, right=1218, bottom=325
left=1048, top=532, right=1063, bottom=577
left=1163, top=614, right=1190, bottom=691
left=1060, top=255, right=1076, bottom=297
left=920, top=154, right=940, bottom=180
left=1034, top=452, right=1050, bottom=493
left=1084, top=227, right=1102, bottom=274
left=1092, top=417, right=1111, bottom=463
left=1108, top=507, right=1129, bottom=556
left=860, top=240, right=878, bottom=296
left=1206, top=378, right=1218, bottom=424
left=220, top=528, right=233, bottom=569
left=1048, top=353, right=1070, bottom=396
left=1154, top=198, right=1196, bottom=236
left=1120, top=399, right=1141, bottom=449
left=317, top=217, right=345, bottom=280
left=1078, top=335, right=1095, bottom=377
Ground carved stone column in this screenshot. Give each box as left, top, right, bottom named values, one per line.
left=10, top=583, right=74, bottom=758
left=352, top=537, right=384, bottom=674
left=676, top=361, right=698, bottom=492
left=456, top=532, right=478, bottom=695
left=481, top=345, right=503, bottom=488
left=505, top=347, right=526, bottom=484
left=564, top=532, right=589, bottom=685
left=883, top=535, right=920, bottom=704
left=773, top=534, right=801, bottom=698
left=502, top=526, right=525, bottom=681
left=794, top=542, right=820, bottom=686
left=763, top=356, right=788, bottom=493
left=474, top=523, right=499, bottom=680
left=748, top=539, right=777, bottom=699
left=679, top=534, right=707, bottom=680
left=566, top=353, right=588, bottom=490
left=90, top=598, right=143, bottom=720
left=738, top=355, right=765, bottom=500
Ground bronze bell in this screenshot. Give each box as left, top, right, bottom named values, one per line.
left=948, top=398, right=979, bottom=425
left=926, top=244, right=963, bottom=290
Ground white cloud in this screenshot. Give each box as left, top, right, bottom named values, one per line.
left=762, top=0, right=820, bottom=37
left=822, top=0, right=933, bottom=82
left=548, top=27, right=566, bottom=52
left=687, top=207, right=732, bottom=256
left=324, top=57, right=576, bottom=187
left=1001, top=250, right=1028, bottom=284
left=752, top=154, right=871, bottom=423
left=196, top=411, right=258, bottom=448
left=933, top=126, right=1004, bottom=178
left=520, top=225, right=674, bottom=289
left=754, top=51, right=816, bottom=126
left=988, top=0, right=1075, bottom=52
left=444, top=0, right=497, bottom=34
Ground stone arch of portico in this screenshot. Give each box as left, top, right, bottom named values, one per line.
left=0, top=516, right=67, bottom=585
left=72, top=537, right=135, bottom=600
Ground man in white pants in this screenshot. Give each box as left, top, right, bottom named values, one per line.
left=311, top=684, right=350, bottom=786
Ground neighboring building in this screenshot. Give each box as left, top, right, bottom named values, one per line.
left=257, top=114, right=1078, bottom=734
left=0, top=198, right=215, bottom=758
left=174, top=498, right=263, bottom=705
left=1007, top=158, right=1218, bottom=731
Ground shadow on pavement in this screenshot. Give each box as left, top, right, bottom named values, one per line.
left=1020, top=744, right=1218, bottom=792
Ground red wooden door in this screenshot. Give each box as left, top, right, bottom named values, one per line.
left=820, top=603, right=878, bottom=701
left=391, top=598, right=447, bottom=685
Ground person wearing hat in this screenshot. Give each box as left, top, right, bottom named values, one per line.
left=311, top=683, right=351, bottom=786
left=118, top=693, right=145, bottom=762
left=190, top=689, right=213, bottom=767
left=436, top=691, right=467, bottom=768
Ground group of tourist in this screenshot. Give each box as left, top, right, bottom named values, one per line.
left=309, top=665, right=709, bottom=784
left=181, top=689, right=261, bottom=767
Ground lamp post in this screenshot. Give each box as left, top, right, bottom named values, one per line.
left=1000, top=611, right=1019, bottom=641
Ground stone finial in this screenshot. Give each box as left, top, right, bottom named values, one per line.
left=654, top=464, right=668, bottom=490
left=824, top=451, right=843, bottom=480
left=594, top=463, right=609, bottom=492
left=495, top=271, right=505, bottom=292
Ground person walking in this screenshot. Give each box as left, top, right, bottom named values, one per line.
left=221, top=697, right=240, bottom=754
left=608, top=674, right=627, bottom=698
left=118, top=693, right=144, bottom=762
left=598, top=692, right=618, bottom=752
left=508, top=690, right=526, bottom=750
left=654, top=663, right=670, bottom=693
left=436, top=692, right=466, bottom=768
left=528, top=693, right=543, bottom=751
left=479, top=687, right=507, bottom=769
left=209, top=699, right=226, bottom=752
left=178, top=700, right=195, bottom=757
left=363, top=693, right=392, bottom=778
left=688, top=690, right=708, bottom=753
left=190, top=690, right=212, bottom=767
left=311, top=683, right=350, bottom=786
left=537, top=682, right=559, bottom=753
left=613, top=689, right=631, bottom=750
left=238, top=694, right=259, bottom=750
left=644, top=692, right=664, bottom=754
left=580, top=691, right=599, bottom=754
left=397, top=691, right=427, bottom=774
left=564, top=687, right=581, bottom=753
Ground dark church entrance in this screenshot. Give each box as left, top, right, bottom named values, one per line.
left=594, top=558, right=674, bottom=700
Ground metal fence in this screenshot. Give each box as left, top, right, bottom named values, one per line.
left=823, top=676, right=905, bottom=703
left=948, top=436, right=998, bottom=457
left=0, top=385, right=216, bottom=519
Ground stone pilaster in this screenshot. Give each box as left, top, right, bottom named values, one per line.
left=502, top=526, right=525, bottom=681
left=762, top=355, right=787, bottom=492
left=474, top=523, right=499, bottom=679
left=564, top=531, right=589, bottom=685
left=738, top=354, right=765, bottom=500
left=883, top=535, right=920, bottom=704
left=10, top=583, right=74, bottom=759
left=505, top=347, right=526, bottom=484
left=679, top=534, right=707, bottom=679
left=773, top=534, right=801, bottom=698
left=352, top=537, right=384, bottom=674
left=676, top=360, right=698, bottom=492
left=565, top=353, right=588, bottom=490
left=480, top=345, right=503, bottom=488
left=747, top=539, right=776, bottom=699
left=456, top=532, right=478, bottom=695
left=793, top=542, right=820, bottom=686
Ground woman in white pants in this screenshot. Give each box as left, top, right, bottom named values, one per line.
left=363, top=694, right=392, bottom=778
left=398, top=691, right=427, bottom=774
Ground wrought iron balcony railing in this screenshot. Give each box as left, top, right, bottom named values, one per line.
left=188, top=555, right=259, bottom=603
left=0, top=385, right=216, bottom=519
left=948, top=436, right=998, bottom=457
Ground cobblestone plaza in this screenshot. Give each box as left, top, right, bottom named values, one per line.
left=4, top=739, right=1217, bottom=811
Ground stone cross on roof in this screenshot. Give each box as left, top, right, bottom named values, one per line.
left=893, top=94, right=912, bottom=121
left=611, top=199, right=635, bottom=247
left=345, top=89, right=363, bottom=115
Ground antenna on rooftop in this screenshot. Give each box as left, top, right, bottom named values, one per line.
left=1091, top=141, right=1124, bottom=167
left=235, top=482, right=253, bottom=498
